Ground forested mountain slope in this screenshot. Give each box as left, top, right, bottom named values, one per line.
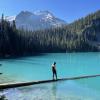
left=0, top=10, right=100, bottom=58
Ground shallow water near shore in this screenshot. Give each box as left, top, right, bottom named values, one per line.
left=0, top=53, right=100, bottom=100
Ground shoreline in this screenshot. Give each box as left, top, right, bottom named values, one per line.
left=0, top=51, right=100, bottom=59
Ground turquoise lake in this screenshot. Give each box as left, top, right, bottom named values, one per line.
left=0, top=53, right=100, bottom=100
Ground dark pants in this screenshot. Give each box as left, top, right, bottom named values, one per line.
left=52, top=68, right=57, bottom=80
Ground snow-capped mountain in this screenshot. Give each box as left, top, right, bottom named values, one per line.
left=6, top=11, right=66, bottom=31
left=5, top=16, right=16, bottom=22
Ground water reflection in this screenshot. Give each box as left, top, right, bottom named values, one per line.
left=1, top=80, right=100, bottom=100
left=51, top=82, right=58, bottom=100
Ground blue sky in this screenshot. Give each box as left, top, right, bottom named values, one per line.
left=0, top=0, right=100, bottom=23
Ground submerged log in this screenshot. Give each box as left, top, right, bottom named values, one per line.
left=0, top=74, right=100, bottom=89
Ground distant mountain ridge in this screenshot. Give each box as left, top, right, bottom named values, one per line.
left=5, top=11, right=66, bottom=31
left=0, top=10, right=100, bottom=58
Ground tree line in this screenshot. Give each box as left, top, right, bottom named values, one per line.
left=0, top=10, right=100, bottom=58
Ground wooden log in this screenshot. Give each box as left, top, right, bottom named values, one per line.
left=0, top=74, right=100, bottom=89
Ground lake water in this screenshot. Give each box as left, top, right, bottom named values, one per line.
left=0, top=53, right=100, bottom=100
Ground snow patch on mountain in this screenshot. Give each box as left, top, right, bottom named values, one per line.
left=5, top=16, right=16, bottom=22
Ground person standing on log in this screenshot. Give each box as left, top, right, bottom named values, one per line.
left=52, top=62, right=57, bottom=80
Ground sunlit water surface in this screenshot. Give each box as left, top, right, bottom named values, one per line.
left=0, top=53, right=100, bottom=100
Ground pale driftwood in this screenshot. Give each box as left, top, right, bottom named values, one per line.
left=0, top=74, right=100, bottom=89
